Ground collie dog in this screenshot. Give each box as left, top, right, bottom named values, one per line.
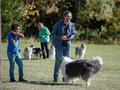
left=23, top=47, right=33, bottom=60
left=61, top=56, right=103, bottom=86
left=75, top=43, right=86, bottom=59
left=49, top=45, right=55, bottom=60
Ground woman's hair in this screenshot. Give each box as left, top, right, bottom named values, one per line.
left=38, top=22, right=44, bottom=26
left=37, top=22, right=44, bottom=29
left=11, top=23, right=20, bottom=31
left=63, top=10, right=72, bottom=17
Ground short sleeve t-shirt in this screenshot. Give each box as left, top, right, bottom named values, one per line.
left=7, top=32, right=20, bottom=53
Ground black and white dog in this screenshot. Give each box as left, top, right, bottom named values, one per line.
left=75, top=43, right=86, bottom=59
left=32, top=47, right=42, bottom=59
left=61, top=56, right=103, bottom=86
left=23, top=45, right=42, bottom=60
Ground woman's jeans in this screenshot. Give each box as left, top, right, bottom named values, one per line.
left=7, top=52, right=23, bottom=80
left=41, top=42, right=49, bottom=58
left=53, top=45, right=71, bottom=81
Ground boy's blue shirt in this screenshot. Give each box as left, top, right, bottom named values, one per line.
left=7, top=32, right=20, bottom=53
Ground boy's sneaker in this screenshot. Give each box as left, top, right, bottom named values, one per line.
left=10, top=79, right=16, bottom=82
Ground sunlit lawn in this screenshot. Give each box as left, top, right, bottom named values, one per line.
left=1, top=39, right=120, bottom=90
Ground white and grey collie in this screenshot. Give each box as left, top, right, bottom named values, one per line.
left=61, top=56, right=103, bottom=86
left=23, top=46, right=33, bottom=60
left=75, top=43, right=86, bottom=59
left=49, top=45, right=55, bottom=60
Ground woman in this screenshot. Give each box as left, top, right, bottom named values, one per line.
left=37, top=22, right=50, bottom=59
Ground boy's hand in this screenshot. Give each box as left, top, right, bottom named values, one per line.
left=16, top=32, right=24, bottom=38
left=12, top=31, right=17, bottom=35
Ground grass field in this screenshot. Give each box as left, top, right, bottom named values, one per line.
left=1, top=39, right=120, bottom=90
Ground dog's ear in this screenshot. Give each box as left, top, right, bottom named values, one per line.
left=87, top=63, right=93, bottom=67
left=82, top=63, right=93, bottom=75
left=82, top=62, right=93, bottom=71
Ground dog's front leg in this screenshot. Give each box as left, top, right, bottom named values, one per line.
left=72, top=78, right=79, bottom=84
left=86, top=78, right=91, bottom=86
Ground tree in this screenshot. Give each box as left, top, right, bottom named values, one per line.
left=76, top=0, right=120, bottom=44
left=1, top=0, right=24, bottom=41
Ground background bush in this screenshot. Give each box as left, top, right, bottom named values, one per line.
left=1, top=0, right=120, bottom=44
left=76, top=0, right=120, bottom=44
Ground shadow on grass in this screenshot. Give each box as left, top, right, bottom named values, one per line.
left=26, top=80, right=81, bottom=86
left=2, top=80, right=81, bottom=86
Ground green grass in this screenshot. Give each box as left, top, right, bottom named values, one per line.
left=1, top=39, right=120, bottom=90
